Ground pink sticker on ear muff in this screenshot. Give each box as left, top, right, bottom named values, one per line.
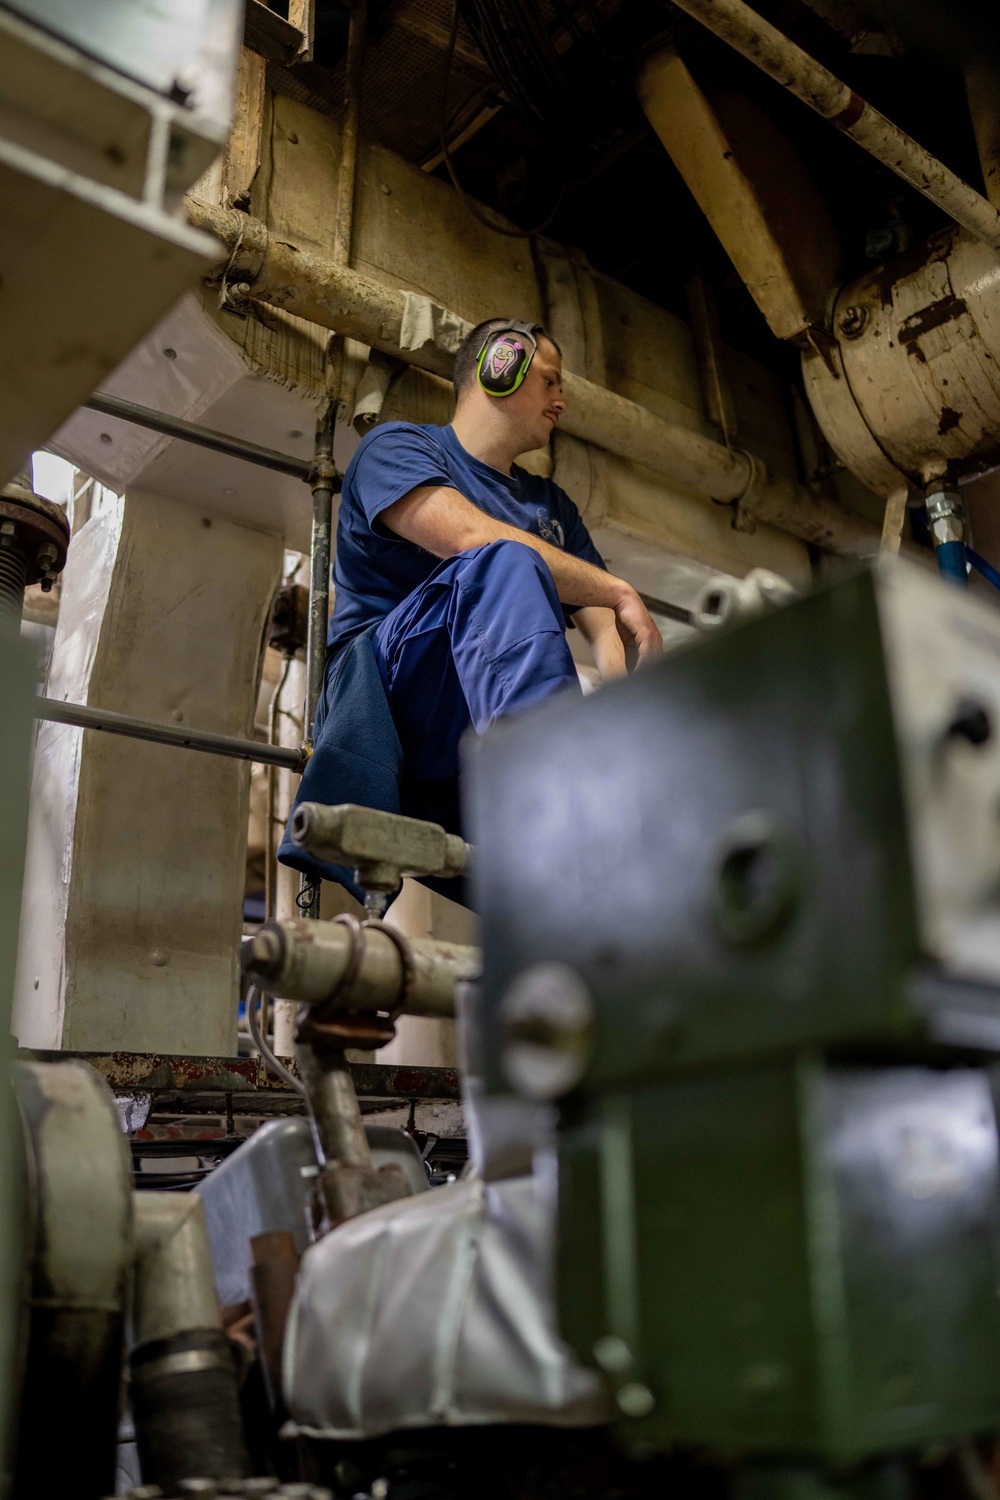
left=487, top=337, right=522, bottom=382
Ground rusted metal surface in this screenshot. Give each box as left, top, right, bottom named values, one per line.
left=804, top=225, right=1000, bottom=494
left=19, top=1048, right=461, bottom=1100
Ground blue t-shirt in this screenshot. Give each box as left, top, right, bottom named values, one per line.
left=328, top=421, right=605, bottom=651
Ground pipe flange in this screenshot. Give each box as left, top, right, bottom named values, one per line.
left=0, top=477, right=71, bottom=588
left=731, top=449, right=768, bottom=534
left=362, top=917, right=416, bottom=1022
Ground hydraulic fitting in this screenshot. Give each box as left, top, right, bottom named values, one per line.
left=290, top=802, right=472, bottom=892
left=0, top=474, right=71, bottom=626
left=926, top=484, right=968, bottom=586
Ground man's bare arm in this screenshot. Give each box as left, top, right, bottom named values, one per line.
left=572, top=605, right=627, bottom=681
left=382, top=484, right=662, bottom=665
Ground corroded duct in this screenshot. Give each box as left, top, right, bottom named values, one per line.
left=185, top=196, right=879, bottom=556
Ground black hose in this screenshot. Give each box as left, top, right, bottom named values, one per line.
left=439, top=0, right=567, bottom=238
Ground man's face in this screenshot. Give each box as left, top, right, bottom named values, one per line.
left=501, top=334, right=568, bottom=453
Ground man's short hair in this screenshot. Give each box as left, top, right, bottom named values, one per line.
left=452, top=317, right=560, bottom=398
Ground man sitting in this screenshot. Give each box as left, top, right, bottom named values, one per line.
left=278, top=317, right=662, bottom=900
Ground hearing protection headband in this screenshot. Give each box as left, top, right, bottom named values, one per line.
left=476, top=320, right=544, bottom=397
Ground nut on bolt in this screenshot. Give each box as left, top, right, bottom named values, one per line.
left=838, top=303, right=868, bottom=339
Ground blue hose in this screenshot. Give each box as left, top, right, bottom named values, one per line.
left=934, top=539, right=969, bottom=587
left=967, top=548, right=1000, bottom=593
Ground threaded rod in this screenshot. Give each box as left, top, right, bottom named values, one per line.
left=0, top=545, right=27, bottom=628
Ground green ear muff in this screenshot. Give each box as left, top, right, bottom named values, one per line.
left=476, top=322, right=541, bottom=397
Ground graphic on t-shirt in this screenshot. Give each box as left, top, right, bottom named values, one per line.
left=487, top=337, right=522, bottom=385
left=536, top=509, right=565, bottom=548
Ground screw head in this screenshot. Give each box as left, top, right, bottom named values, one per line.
left=500, top=961, right=594, bottom=1100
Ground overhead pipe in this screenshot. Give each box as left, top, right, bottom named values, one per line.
left=667, top=0, right=1000, bottom=253
left=83, top=393, right=313, bottom=480
left=184, top=197, right=878, bottom=556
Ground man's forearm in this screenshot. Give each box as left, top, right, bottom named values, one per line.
left=382, top=483, right=627, bottom=610
left=382, top=483, right=662, bottom=666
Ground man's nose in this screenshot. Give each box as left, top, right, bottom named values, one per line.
left=551, top=392, right=567, bottom=414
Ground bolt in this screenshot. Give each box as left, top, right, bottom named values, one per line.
left=149, top=949, right=169, bottom=967
left=36, top=543, right=57, bottom=569
left=593, top=1334, right=633, bottom=1374
left=178, top=1483, right=219, bottom=1498
left=0, top=521, right=15, bottom=538
left=231, top=281, right=252, bottom=300
left=838, top=304, right=868, bottom=338
left=249, top=928, right=283, bottom=973
left=616, top=1381, right=656, bottom=1418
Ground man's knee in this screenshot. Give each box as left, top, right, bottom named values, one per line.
left=463, top=537, right=551, bottom=585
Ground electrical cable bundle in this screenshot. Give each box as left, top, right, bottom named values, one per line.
left=459, top=0, right=626, bottom=155
left=439, top=0, right=633, bottom=237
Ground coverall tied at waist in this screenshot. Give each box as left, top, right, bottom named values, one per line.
left=276, top=540, right=581, bottom=907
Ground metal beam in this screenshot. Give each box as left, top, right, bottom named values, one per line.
left=83, top=392, right=315, bottom=480
left=18, top=1048, right=461, bottom=1100
left=34, top=696, right=308, bottom=772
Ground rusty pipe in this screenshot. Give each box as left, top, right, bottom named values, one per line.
left=667, top=0, right=1000, bottom=253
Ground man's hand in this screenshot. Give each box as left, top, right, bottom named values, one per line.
left=612, top=585, right=663, bottom=671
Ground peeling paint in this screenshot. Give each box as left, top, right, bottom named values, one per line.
left=898, top=295, right=969, bottom=363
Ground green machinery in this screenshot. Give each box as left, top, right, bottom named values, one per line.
left=468, top=560, right=1000, bottom=1477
